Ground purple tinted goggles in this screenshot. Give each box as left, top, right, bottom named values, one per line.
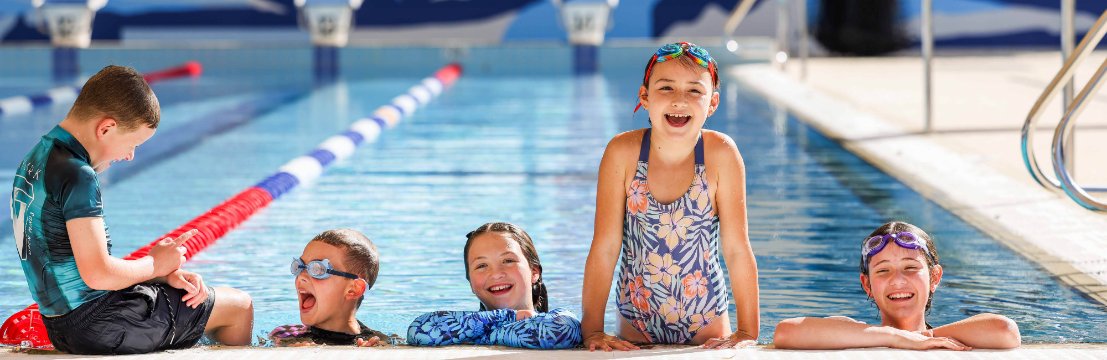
left=861, top=232, right=934, bottom=269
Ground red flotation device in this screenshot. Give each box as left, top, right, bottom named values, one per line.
left=0, top=305, right=49, bottom=349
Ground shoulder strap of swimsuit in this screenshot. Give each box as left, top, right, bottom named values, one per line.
left=638, top=128, right=651, bottom=163
left=694, top=132, right=705, bottom=165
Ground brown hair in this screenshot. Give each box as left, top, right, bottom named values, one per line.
left=67, top=65, right=160, bottom=130
left=859, top=221, right=941, bottom=312
left=463, top=222, right=548, bottom=312
left=311, top=229, right=380, bottom=308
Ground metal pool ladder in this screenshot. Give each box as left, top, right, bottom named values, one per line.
left=1021, top=8, right=1107, bottom=211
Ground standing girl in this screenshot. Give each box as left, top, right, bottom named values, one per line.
left=581, top=42, right=759, bottom=351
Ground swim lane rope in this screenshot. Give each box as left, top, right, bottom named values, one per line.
left=0, top=63, right=463, bottom=349
left=0, top=61, right=204, bottom=117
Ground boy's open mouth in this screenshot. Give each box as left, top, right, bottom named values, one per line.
left=299, top=291, right=316, bottom=312
left=665, top=113, right=691, bottom=127
left=487, top=284, right=513, bottom=296
left=887, top=292, right=914, bottom=302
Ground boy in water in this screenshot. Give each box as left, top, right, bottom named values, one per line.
left=270, top=229, right=390, bottom=346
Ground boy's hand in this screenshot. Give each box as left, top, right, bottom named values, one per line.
left=356, top=336, right=384, bottom=347
left=166, top=269, right=208, bottom=308
left=150, top=229, right=197, bottom=276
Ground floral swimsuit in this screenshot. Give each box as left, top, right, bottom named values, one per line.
left=617, top=129, right=727, bottom=344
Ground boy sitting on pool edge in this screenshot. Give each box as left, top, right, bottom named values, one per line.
left=10, top=65, right=253, bottom=355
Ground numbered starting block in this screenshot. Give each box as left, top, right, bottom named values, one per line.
left=35, top=0, right=106, bottom=48
left=295, top=0, right=363, bottom=47
left=295, top=0, right=363, bottom=83
left=35, top=0, right=107, bottom=82
left=557, top=0, right=617, bottom=74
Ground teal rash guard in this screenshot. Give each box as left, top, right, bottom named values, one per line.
left=11, top=126, right=109, bottom=316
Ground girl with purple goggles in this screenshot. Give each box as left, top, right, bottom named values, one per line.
left=772, top=221, right=1021, bottom=351
left=861, top=231, right=935, bottom=270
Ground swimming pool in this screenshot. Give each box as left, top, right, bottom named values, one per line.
left=1, top=46, right=1105, bottom=345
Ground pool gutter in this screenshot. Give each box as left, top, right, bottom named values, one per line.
left=4, top=343, right=1107, bottom=358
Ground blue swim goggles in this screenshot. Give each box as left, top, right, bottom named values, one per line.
left=861, top=232, right=935, bottom=270
left=291, top=258, right=359, bottom=280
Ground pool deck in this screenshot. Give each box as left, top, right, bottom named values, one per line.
left=730, top=50, right=1107, bottom=306
left=3, top=343, right=1107, bottom=359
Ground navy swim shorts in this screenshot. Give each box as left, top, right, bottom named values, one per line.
left=42, top=283, right=216, bottom=354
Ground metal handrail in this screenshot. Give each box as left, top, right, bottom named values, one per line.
left=725, top=0, right=808, bottom=78
left=723, top=0, right=758, bottom=36
left=1060, top=0, right=1076, bottom=176
left=1021, top=9, right=1107, bottom=192
left=922, top=0, right=933, bottom=133
left=1052, top=55, right=1107, bottom=210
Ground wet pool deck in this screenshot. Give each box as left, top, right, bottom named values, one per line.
left=4, top=343, right=1107, bottom=359
left=730, top=51, right=1107, bottom=307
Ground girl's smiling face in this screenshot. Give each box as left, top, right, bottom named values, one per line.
left=861, top=243, right=943, bottom=329
left=638, top=59, right=719, bottom=140
left=466, top=232, right=539, bottom=312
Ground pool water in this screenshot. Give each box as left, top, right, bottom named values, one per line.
left=1, top=48, right=1105, bottom=344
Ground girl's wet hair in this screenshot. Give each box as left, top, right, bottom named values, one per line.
left=463, top=222, right=549, bottom=313
left=859, top=221, right=941, bottom=312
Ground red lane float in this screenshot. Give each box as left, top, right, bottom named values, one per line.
left=142, top=61, right=203, bottom=84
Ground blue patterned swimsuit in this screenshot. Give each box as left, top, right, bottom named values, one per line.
left=616, top=129, right=728, bottom=344
left=407, top=307, right=581, bottom=349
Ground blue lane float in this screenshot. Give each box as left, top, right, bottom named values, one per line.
left=0, top=86, right=80, bottom=117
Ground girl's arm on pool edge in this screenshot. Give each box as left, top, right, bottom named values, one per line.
left=709, top=132, right=760, bottom=347
left=581, top=133, right=639, bottom=351
left=488, top=308, right=583, bottom=349
left=773, top=317, right=970, bottom=350
left=406, top=309, right=515, bottom=346
left=932, top=313, right=1021, bottom=349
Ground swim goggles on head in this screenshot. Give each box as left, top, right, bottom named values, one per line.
left=861, top=232, right=935, bottom=269
left=291, top=258, right=359, bottom=280
left=634, top=42, right=719, bottom=113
